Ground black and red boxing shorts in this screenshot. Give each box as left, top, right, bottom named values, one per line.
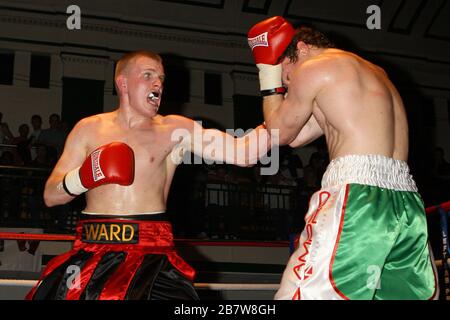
left=26, top=213, right=198, bottom=300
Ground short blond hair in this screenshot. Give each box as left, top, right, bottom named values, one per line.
left=114, top=50, right=163, bottom=91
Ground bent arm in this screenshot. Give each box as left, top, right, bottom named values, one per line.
left=288, top=114, right=324, bottom=148
left=43, top=121, right=87, bottom=207
left=264, top=63, right=322, bottom=145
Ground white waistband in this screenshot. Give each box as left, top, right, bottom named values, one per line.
left=321, top=154, right=418, bottom=192
left=81, top=211, right=166, bottom=215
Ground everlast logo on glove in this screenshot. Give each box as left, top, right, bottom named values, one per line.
left=91, top=149, right=106, bottom=182
left=82, top=222, right=138, bottom=243
left=248, top=32, right=268, bottom=50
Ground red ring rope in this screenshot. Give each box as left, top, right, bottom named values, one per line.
left=0, top=201, right=448, bottom=245
left=425, top=200, right=450, bottom=214
left=0, top=232, right=288, bottom=247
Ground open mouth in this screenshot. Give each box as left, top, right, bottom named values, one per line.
left=147, top=91, right=160, bottom=103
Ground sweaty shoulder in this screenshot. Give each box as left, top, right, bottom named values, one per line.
left=292, top=53, right=339, bottom=88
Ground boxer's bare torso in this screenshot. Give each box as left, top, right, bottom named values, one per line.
left=275, top=49, right=408, bottom=161
left=45, top=110, right=193, bottom=213
left=76, top=112, right=183, bottom=213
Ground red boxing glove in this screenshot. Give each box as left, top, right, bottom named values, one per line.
left=248, top=16, right=295, bottom=93
left=63, top=142, right=134, bottom=196
left=248, top=16, right=295, bottom=65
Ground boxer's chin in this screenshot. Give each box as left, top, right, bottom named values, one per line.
left=150, top=104, right=159, bottom=116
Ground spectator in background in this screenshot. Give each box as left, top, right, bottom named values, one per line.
left=29, top=144, right=52, bottom=169
left=29, top=114, right=43, bottom=146
left=9, top=123, right=31, bottom=165
left=39, top=113, right=66, bottom=158
left=0, top=112, right=14, bottom=144
left=10, top=123, right=30, bottom=145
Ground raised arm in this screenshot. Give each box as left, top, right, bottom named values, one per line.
left=262, top=61, right=323, bottom=145
left=247, top=16, right=322, bottom=146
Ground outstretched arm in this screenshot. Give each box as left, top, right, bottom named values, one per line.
left=195, top=122, right=271, bottom=166
left=172, top=118, right=271, bottom=166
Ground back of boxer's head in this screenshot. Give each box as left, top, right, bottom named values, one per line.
left=281, top=26, right=335, bottom=63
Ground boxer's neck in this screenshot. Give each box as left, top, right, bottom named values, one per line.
left=115, top=107, right=159, bottom=129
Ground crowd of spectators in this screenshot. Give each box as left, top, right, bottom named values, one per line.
left=1, top=111, right=449, bottom=241
left=0, top=112, right=67, bottom=168
left=0, top=112, right=68, bottom=228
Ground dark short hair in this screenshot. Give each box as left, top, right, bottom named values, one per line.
left=281, top=26, right=335, bottom=63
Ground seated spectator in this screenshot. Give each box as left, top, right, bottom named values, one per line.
left=39, top=113, right=66, bottom=157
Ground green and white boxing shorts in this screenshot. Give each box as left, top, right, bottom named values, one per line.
left=275, top=154, right=439, bottom=300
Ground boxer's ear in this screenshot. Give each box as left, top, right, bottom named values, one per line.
left=297, top=41, right=309, bottom=56
left=116, top=75, right=127, bottom=94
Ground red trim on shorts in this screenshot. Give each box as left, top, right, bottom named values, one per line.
left=290, top=191, right=330, bottom=300
left=292, top=288, right=301, bottom=300
left=329, top=184, right=351, bottom=300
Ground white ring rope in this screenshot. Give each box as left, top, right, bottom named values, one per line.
left=0, top=279, right=280, bottom=291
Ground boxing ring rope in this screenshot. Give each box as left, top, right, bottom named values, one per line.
left=0, top=234, right=287, bottom=293
left=0, top=200, right=449, bottom=295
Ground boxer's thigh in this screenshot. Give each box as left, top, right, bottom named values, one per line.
left=374, top=192, right=438, bottom=300
left=330, top=184, right=401, bottom=300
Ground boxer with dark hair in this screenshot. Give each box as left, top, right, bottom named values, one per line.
left=248, top=17, right=438, bottom=300
left=27, top=50, right=269, bottom=300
